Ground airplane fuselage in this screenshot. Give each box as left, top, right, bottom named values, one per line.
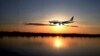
left=49, top=20, right=73, bottom=25
left=49, top=16, right=74, bottom=25
left=49, top=21, right=73, bottom=25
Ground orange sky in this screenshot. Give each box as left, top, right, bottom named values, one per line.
left=0, top=15, right=100, bottom=34
left=0, top=23, right=100, bottom=34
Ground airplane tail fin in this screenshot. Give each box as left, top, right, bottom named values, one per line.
left=70, top=16, right=74, bottom=21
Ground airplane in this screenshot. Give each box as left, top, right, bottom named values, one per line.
left=49, top=16, right=74, bottom=25
left=25, top=16, right=78, bottom=27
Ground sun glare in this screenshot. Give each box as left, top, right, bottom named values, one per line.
left=54, top=37, right=63, bottom=48
left=51, top=24, right=68, bottom=33
left=55, top=24, right=63, bottom=26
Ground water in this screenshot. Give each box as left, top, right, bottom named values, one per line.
left=0, top=36, right=100, bottom=56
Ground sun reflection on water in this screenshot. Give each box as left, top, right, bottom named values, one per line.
left=53, top=37, right=65, bottom=48
left=54, top=38, right=63, bottom=48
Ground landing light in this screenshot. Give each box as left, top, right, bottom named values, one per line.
left=55, top=24, right=63, bottom=26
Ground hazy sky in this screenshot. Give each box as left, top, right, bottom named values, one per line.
left=0, top=0, right=100, bottom=33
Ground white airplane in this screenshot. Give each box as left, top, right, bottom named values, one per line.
left=25, top=16, right=78, bottom=27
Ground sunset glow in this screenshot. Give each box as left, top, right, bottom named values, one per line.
left=54, top=39, right=63, bottom=48
left=53, top=37, right=64, bottom=48
left=51, top=25, right=67, bottom=32
left=0, top=0, right=100, bottom=56
left=0, top=0, right=100, bottom=34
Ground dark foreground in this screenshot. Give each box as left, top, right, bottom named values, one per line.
left=0, top=36, right=100, bottom=56
left=0, top=31, right=100, bottom=37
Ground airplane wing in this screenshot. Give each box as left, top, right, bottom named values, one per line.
left=65, top=25, right=79, bottom=27
left=25, top=23, right=55, bottom=26
left=25, top=23, right=78, bottom=27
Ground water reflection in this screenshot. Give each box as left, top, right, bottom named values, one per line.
left=0, top=36, right=100, bottom=56
left=54, top=37, right=64, bottom=48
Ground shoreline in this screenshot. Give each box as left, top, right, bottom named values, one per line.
left=0, top=31, right=100, bottom=37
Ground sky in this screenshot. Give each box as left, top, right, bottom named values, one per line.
left=0, top=0, right=100, bottom=34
